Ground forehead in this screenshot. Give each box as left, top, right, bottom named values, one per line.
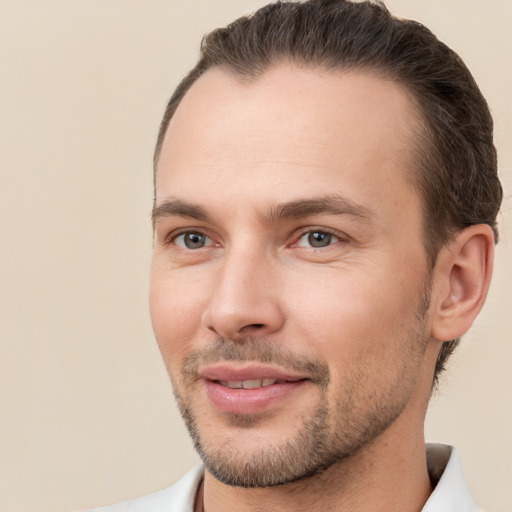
left=156, top=65, right=421, bottom=218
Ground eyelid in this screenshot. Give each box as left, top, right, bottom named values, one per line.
left=290, top=227, right=348, bottom=248
left=163, top=227, right=217, bottom=248
left=159, top=224, right=348, bottom=250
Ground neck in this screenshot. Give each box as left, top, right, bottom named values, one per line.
left=201, top=425, right=432, bottom=512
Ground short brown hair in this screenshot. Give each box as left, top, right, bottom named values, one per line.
left=154, top=0, right=502, bottom=384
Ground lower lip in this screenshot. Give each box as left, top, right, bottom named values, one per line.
left=204, top=380, right=307, bottom=414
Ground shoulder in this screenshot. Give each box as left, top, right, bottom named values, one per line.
left=84, top=465, right=203, bottom=512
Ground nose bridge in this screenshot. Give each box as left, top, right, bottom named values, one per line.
left=202, top=241, right=283, bottom=339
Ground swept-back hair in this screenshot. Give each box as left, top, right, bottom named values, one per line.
left=154, top=0, right=502, bottom=383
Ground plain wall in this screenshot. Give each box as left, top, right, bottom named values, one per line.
left=0, top=1, right=510, bottom=511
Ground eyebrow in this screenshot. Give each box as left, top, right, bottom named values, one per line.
left=152, top=195, right=374, bottom=226
left=152, top=199, right=211, bottom=225
left=263, top=195, right=374, bottom=224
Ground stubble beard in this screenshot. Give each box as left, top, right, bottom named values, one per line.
left=171, top=290, right=431, bottom=489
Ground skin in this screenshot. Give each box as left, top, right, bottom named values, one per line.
left=150, top=65, right=494, bottom=512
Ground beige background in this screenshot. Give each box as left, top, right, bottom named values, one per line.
left=0, top=1, right=510, bottom=511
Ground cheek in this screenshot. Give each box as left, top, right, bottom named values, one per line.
left=289, top=277, right=427, bottom=416
left=287, top=266, right=424, bottom=365
left=149, top=270, right=208, bottom=374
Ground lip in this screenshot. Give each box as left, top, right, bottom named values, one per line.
left=200, top=363, right=307, bottom=383
left=201, top=364, right=309, bottom=414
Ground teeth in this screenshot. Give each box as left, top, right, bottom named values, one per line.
left=242, top=379, right=263, bottom=389
left=218, top=379, right=278, bottom=389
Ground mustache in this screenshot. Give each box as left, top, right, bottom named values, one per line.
left=182, top=337, right=330, bottom=390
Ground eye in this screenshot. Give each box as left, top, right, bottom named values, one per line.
left=173, top=231, right=214, bottom=250
left=296, top=230, right=340, bottom=248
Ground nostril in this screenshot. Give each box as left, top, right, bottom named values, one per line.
left=235, top=323, right=268, bottom=337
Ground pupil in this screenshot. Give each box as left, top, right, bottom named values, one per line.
left=185, top=232, right=205, bottom=249
left=308, top=231, right=331, bottom=247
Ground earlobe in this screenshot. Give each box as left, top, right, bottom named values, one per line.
left=431, top=224, right=495, bottom=342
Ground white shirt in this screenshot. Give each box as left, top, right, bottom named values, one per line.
left=86, top=444, right=482, bottom=512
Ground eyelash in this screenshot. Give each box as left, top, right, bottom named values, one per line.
left=293, top=228, right=343, bottom=249
left=164, top=228, right=215, bottom=249
left=164, top=227, right=346, bottom=251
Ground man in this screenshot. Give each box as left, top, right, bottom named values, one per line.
left=89, top=0, right=502, bottom=510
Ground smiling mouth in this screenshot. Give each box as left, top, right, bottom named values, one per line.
left=216, top=378, right=301, bottom=389
left=202, top=370, right=309, bottom=414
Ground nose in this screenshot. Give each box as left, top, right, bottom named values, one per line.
left=201, top=249, right=285, bottom=340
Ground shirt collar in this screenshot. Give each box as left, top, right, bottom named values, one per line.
left=422, top=443, right=482, bottom=512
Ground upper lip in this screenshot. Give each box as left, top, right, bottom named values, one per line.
left=200, top=364, right=308, bottom=382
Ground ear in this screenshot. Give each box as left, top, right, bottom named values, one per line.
left=430, top=224, right=495, bottom=342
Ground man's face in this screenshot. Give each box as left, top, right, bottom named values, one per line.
left=150, top=66, right=435, bottom=487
